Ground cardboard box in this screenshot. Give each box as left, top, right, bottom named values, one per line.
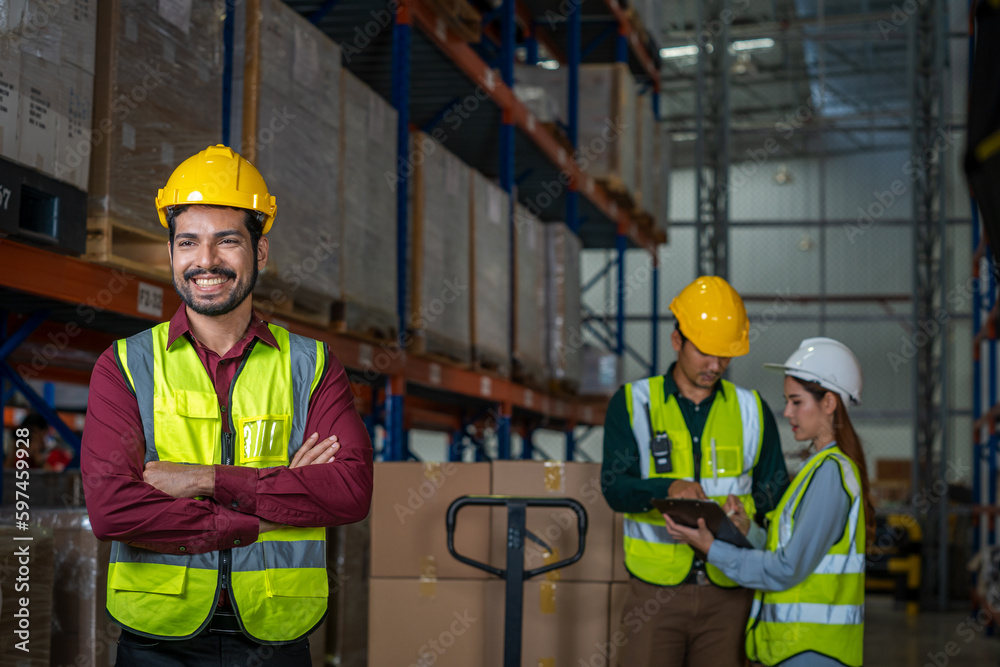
left=20, top=0, right=98, bottom=74
left=370, top=462, right=492, bottom=579
left=612, top=512, right=629, bottom=582
left=485, top=581, right=610, bottom=667
left=608, top=582, right=629, bottom=659
left=17, top=54, right=59, bottom=176
left=368, top=578, right=490, bottom=667
left=0, top=42, right=20, bottom=161
left=490, top=461, right=614, bottom=582
left=470, top=169, right=511, bottom=376
left=55, top=64, right=95, bottom=191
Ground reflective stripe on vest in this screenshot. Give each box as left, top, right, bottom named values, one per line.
left=746, top=445, right=866, bottom=667
left=622, top=376, right=763, bottom=587
left=107, top=322, right=328, bottom=643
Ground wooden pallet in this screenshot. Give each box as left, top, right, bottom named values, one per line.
left=598, top=176, right=637, bottom=212
left=85, top=218, right=172, bottom=282
left=332, top=301, right=398, bottom=344
left=542, top=122, right=575, bottom=156
left=548, top=377, right=580, bottom=398
left=424, top=0, right=482, bottom=43
left=410, top=331, right=473, bottom=367
left=512, top=357, right=547, bottom=393
left=472, top=346, right=511, bottom=379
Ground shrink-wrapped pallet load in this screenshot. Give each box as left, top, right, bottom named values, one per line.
left=339, top=70, right=398, bottom=339
left=87, top=0, right=222, bottom=276
left=545, top=222, right=582, bottom=391
left=250, top=0, right=342, bottom=324
left=578, top=63, right=637, bottom=198
left=471, top=170, right=511, bottom=375
left=514, top=203, right=546, bottom=387
left=408, top=131, right=472, bottom=363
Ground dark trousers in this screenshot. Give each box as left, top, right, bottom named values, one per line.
left=115, top=629, right=311, bottom=667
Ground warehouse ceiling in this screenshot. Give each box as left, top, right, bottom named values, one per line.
left=658, top=0, right=914, bottom=164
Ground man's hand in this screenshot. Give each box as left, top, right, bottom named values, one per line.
left=143, top=462, right=214, bottom=498
left=663, top=514, right=715, bottom=555
left=290, top=433, right=340, bottom=468
left=668, top=480, right=708, bottom=500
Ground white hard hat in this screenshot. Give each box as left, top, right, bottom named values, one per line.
left=763, top=337, right=863, bottom=406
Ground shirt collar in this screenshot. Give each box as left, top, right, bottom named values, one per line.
left=662, top=362, right=725, bottom=402
left=166, top=305, right=279, bottom=351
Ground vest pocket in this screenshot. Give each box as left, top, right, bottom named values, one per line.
left=263, top=566, right=329, bottom=599
left=155, top=390, right=221, bottom=464
left=111, top=561, right=188, bottom=595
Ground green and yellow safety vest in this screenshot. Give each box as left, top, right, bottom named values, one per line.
left=107, top=321, right=328, bottom=644
left=746, top=445, right=865, bottom=666
left=623, top=376, right=763, bottom=587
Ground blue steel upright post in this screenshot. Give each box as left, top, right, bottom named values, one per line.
left=386, top=0, right=412, bottom=461
left=566, top=0, right=581, bottom=234
left=497, top=0, right=516, bottom=460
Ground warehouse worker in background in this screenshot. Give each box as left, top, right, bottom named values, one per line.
left=664, top=337, right=871, bottom=667
left=4, top=412, right=74, bottom=470
left=82, top=145, right=373, bottom=666
left=601, top=275, right=790, bottom=666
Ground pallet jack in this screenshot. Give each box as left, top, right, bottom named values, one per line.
left=446, top=495, right=588, bottom=667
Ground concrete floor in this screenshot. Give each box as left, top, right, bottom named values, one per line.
left=865, top=595, right=1000, bottom=666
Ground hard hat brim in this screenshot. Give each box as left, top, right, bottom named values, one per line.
left=762, top=364, right=861, bottom=406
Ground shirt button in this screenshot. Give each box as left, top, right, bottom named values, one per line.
left=234, top=539, right=242, bottom=546
left=694, top=437, right=699, bottom=443
left=179, top=546, right=186, bottom=552
left=231, top=500, right=239, bottom=508
left=695, top=405, right=700, bottom=412
left=220, top=360, right=227, bottom=365
left=221, top=406, right=227, bottom=412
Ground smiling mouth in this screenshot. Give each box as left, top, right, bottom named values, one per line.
left=192, top=275, right=230, bottom=287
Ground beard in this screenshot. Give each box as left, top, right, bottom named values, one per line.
left=173, top=261, right=258, bottom=317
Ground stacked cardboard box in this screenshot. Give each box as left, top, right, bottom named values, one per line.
left=635, top=88, right=657, bottom=218
left=408, top=132, right=473, bottom=363
left=513, top=63, right=567, bottom=126
left=339, top=71, right=398, bottom=339
left=87, top=0, right=222, bottom=276
left=545, top=223, right=583, bottom=392
left=471, top=170, right=511, bottom=376
left=251, top=0, right=342, bottom=321
left=580, top=344, right=623, bottom=398
left=578, top=64, right=638, bottom=197
left=368, top=462, right=493, bottom=664
left=2, top=0, right=97, bottom=192
left=514, top=203, right=547, bottom=387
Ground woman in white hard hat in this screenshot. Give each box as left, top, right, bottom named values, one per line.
left=663, top=337, right=873, bottom=667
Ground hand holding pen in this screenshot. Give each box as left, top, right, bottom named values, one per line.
left=723, top=494, right=751, bottom=536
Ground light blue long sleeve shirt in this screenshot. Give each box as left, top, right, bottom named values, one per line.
left=708, top=444, right=855, bottom=667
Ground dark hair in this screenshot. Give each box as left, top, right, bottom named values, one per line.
left=18, top=412, right=48, bottom=432
left=166, top=204, right=265, bottom=256
left=791, top=377, right=876, bottom=547
left=674, top=322, right=687, bottom=345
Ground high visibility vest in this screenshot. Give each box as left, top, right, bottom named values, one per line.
left=622, top=376, right=763, bottom=587
left=106, top=321, right=329, bottom=643
left=746, top=445, right=866, bottom=667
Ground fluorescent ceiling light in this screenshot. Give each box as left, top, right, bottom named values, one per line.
left=659, top=45, right=699, bottom=59
left=731, top=38, right=775, bottom=52
left=538, top=59, right=560, bottom=70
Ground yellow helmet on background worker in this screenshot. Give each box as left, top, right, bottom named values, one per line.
left=155, top=144, right=277, bottom=233
left=669, top=275, right=750, bottom=357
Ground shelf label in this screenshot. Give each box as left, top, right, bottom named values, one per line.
left=358, top=343, right=373, bottom=368
left=483, top=68, right=495, bottom=91
left=557, top=148, right=567, bottom=166
left=435, top=18, right=447, bottom=41
left=429, top=363, right=442, bottom=385
left=524, top=390, right=533, bottom=408
left=527, top=114, right=537, bottom=132
left=0, top=184, right=11, bottom=210
left=480, top=376, right=492, bottom=397
left=137, top=282, right=163, bottom=318
left=586, top=178, right=595, bottom=195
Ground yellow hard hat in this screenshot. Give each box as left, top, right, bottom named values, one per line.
left=669, top=276, right=749, bottom=357
left=155, top=144, right=277, bottom=233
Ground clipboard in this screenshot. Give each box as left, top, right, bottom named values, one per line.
left=651, top=498, right=754, bottom=549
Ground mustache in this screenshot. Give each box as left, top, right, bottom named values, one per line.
left=184, top=267, right=237, bottom=281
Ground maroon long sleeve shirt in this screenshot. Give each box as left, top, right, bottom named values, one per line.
left=82, top=306, right=374, bottom=556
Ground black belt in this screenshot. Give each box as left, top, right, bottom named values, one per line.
left=207, top=609, right=243, bottom=634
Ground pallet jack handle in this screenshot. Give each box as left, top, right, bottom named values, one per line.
left=446, top=495, right=588, bottom=667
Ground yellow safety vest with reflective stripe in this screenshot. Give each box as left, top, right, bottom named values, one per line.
left=746, top=445, right=865, bottom=667
left=623, top=376, right=763, bottom=587
left=106, top=321, right=328, bottom=644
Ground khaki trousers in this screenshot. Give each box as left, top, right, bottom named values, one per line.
left=613, top=577, right=754, bottom=667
